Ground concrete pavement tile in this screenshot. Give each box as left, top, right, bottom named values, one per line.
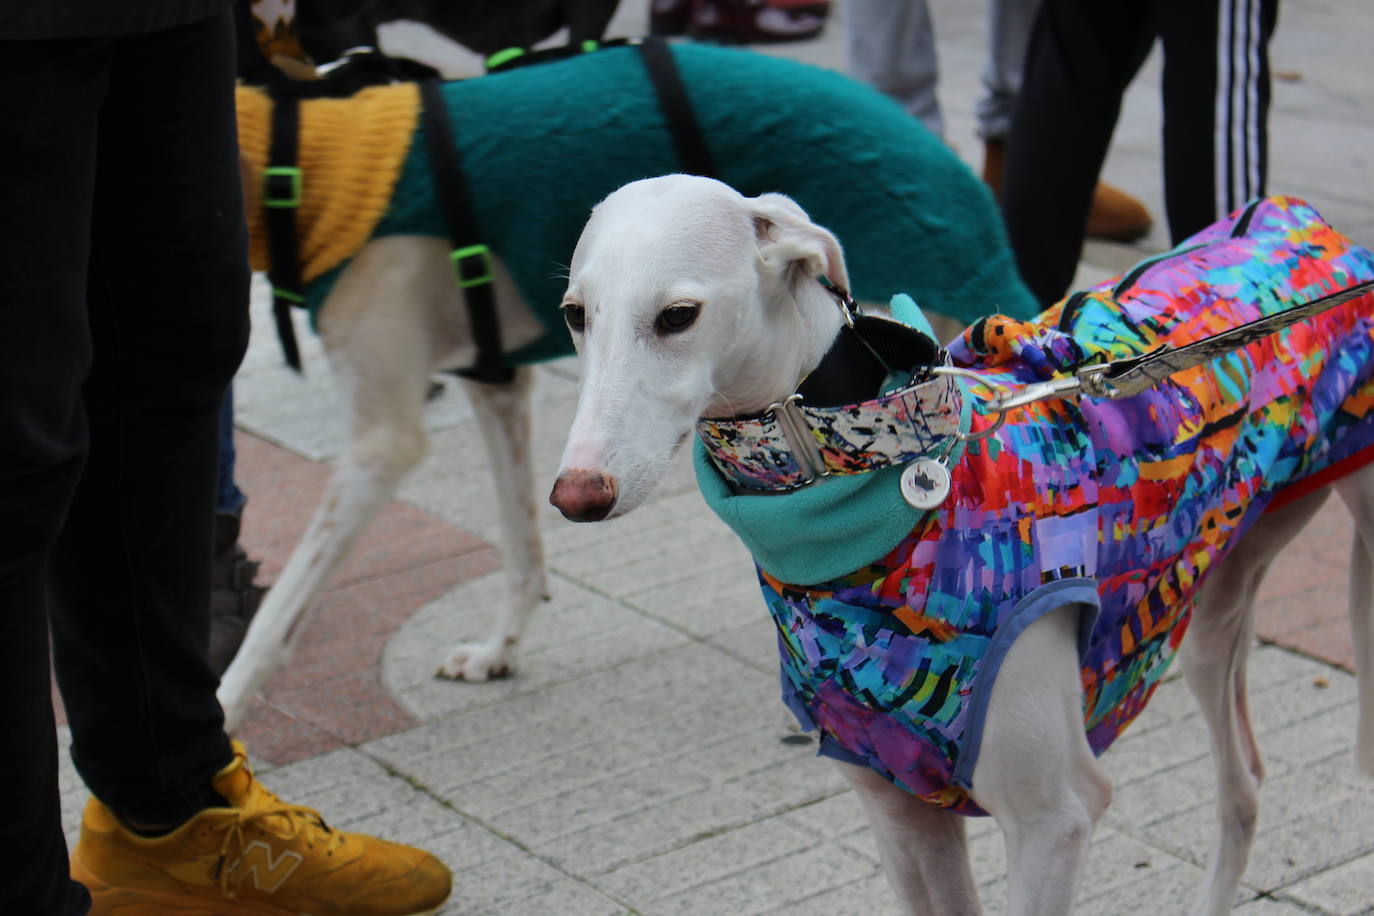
left=329, top=792, right=469, bottom=850
left=477, top=883, right=631, bottom=916
left=1261, top=700, right=1366, bottom=774
left=490, top=767, right=715, bottom=848
left=1242, top=797, right=1374, bottom=895
left=421, top=696, right=780, bottom=822
left=256, top=747, right=424, bottom=829
left=1098, top=649, right=1354, bottom=790
left=709, top=619, right=787, bottom=674
left=711, top=743, right=854, bottom=815
left=1250, top=663, right=1358, bottom=735
left=550, top=520, right=744, bottom=599
left=1249, top=645, right=1358, bottom=690
left=1073, top=859, right=1249, bottom=916
left=1106, top=753, right=1297, bottom=834
left=758, top=870, right=900, bottom=916
left=428, top=836, right=598, bottom=915
left=592, top=815, right=818, bottom=903
left=1072, top=824, right=1247, bottom=912
left=1141, top=785, right=1374, bottom=894
left=1281, top=851, right=1374, bottom=915
left=780, top=792, right=872, bottom=840
left=372, top=641, right=748, bottom=758
left=1096, top=700, right=1214, bottom=788
left=1232, top=898, right=1328, bottom=915
left=545, top=785, right=790, bottom=876
left=644, top=839, right=878, bottom=916
left=369, top=643, right=774, bottom=796
left=384, top=573, right=692, bottom=721
left=627, top=564, right=764, bottom=639
left=1236, top=755, right=1374, bottom=831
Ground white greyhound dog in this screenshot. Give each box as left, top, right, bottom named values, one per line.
left=549, top=175, right=1374, bottom=914
left=215, top=39, right=1030, bottom=729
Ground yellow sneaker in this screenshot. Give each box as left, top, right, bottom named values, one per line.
left=70, top=741, right=451, bottom=915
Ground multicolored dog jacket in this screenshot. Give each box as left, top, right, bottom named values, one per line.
left=699, top=197, right=1374, bottom=814
left=235, top=41, right=1036, bottom=365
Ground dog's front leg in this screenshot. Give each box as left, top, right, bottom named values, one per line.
left=218, top=303, right=434, bottom=731
left=972, top=604, right=1111, bottom=916
left=217, top=435, right=421, bottom=731
left=839, top=762, right=981, bottom=915
left=436, top=367, right=547, bottom=681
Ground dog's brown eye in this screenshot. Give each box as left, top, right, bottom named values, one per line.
left=656, top=304, right=699, bottom=334
left=562, top=304, right=586, bottom=332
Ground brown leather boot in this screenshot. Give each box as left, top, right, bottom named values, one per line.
left=982, top=140, right=1152, bottom=243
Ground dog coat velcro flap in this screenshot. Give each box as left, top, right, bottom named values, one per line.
left=727, top=197, right=1374, bottom=814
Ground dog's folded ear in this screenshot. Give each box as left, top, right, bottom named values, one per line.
left=750, top=192, right=851, bottom=294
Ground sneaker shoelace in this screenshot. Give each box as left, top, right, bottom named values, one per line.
left=213, top=783, right=345, bottom=897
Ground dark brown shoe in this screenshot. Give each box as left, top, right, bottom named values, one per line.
left=982, top=139, right=1152, bottom=243
left=208, top=512, right=267, bottom=676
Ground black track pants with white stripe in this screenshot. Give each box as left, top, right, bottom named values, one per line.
left=1001, top=0, right=1280, bottom=306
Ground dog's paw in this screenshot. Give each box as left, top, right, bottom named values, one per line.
left=435, top=641, right=514, bottom=682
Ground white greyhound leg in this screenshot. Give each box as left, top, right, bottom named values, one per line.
left=218, top=250, right=436, bottom=732
left=839, top=762, right=982, bottom=915
left=1182, top=489, right=1329, bottom=915
left=972, top=604, right=1112, bottom=916
left=1333, top=464, right=1374, bottom=776
left=435, top=367, right=548, bottom=680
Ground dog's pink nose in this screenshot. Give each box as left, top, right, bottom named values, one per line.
left=550, top=470, right=618, bottom=522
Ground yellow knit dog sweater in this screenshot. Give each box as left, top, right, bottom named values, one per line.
left=235, top=83, right=419, bottom=283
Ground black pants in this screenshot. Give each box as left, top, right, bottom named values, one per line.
left=0, top=11, right=247, bottom=913
left=1002, top=0, right=1280, bottom=305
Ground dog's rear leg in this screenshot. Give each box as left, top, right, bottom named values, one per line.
left=1183, top=488, right=1329, bottom=915
left=1334, top=464, right=1374, bottom=776
left=973, top=604, right=1111, bottom=916
left=436, top=367, right=547, bottom=681
left=838, top=762, right=981, bottom=915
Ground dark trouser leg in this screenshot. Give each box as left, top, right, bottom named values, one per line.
left=1001, top=0, right=1157, bottom=305
left=0, top=32, right=107, bottom=916
left=47, top=10, right=248, bottom=827
left=1159, top=0, right=1278, bottom=242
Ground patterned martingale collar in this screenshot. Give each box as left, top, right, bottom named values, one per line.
left=695, top=302, right=963, bottom=494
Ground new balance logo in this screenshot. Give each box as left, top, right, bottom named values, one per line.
left=224, top=840, right=305, bottom=892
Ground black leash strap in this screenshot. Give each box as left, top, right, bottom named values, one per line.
left=418, top=78, right=514, bottom=384
left=265, top=89, right=305, bottom=372
left=635, top=36, right=717, bottom=178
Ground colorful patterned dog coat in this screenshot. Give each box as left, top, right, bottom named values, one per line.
left=706, top=198, right=1374, bottom=814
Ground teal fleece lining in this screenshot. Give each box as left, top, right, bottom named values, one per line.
left=695, top=296, right=970, bottom=584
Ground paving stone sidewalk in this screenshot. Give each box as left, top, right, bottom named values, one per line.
left=56, top=0, right=1373, bottom=912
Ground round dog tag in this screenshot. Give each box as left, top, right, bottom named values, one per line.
left=900, top=458, right=951, bottom=510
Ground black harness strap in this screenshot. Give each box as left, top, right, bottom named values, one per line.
left=419, top=77, right=514, bottom=384
left=265, top=89, right=305, bottom=372
left=635, top=36, right=717, bottom=178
